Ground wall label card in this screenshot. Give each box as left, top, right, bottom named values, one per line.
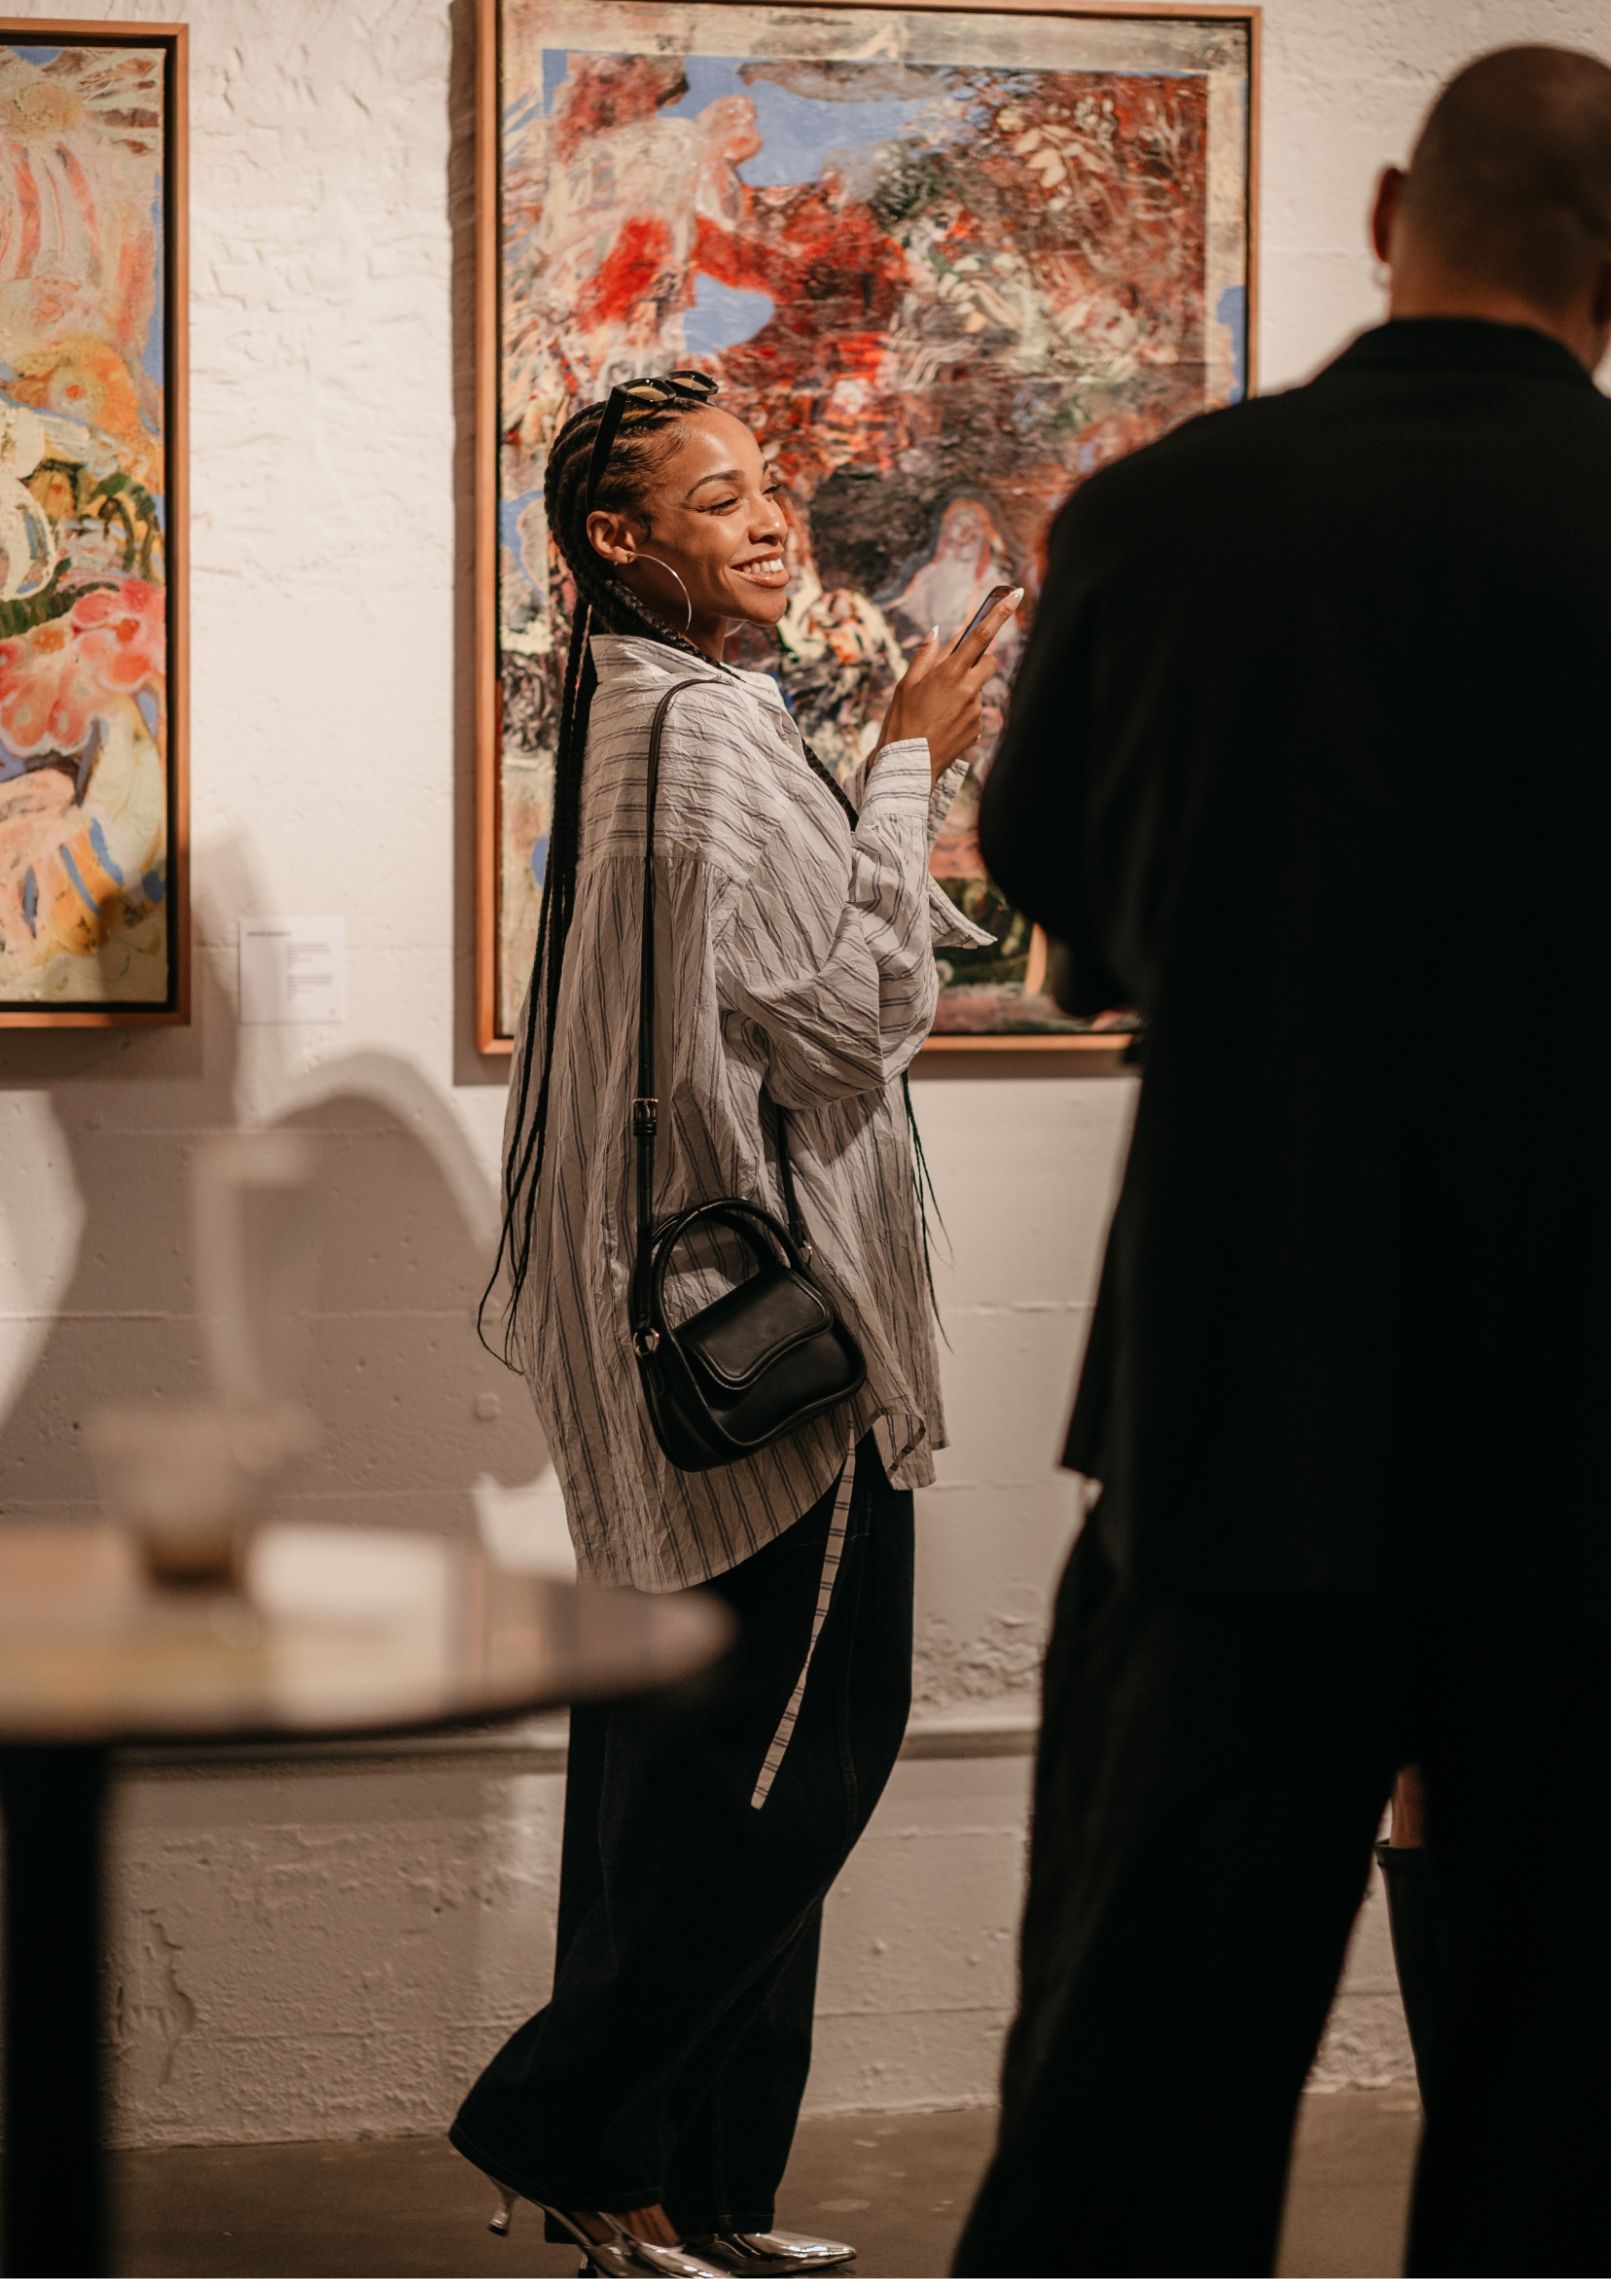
left=239, top=918, right=347, bottom=1026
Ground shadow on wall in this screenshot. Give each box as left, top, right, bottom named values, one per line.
left=0, top=844, right=576, bottom=2153
left=0, top=838, right=557, bottom=1558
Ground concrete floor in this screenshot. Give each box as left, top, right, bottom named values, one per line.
left=117, top=2091, right=1421, bottom=2278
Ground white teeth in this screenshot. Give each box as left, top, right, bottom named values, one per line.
left=745, top=558, right=784, bottom=574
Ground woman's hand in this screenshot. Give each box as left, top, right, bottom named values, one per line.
left=878, top=587, right=1024, bottom=783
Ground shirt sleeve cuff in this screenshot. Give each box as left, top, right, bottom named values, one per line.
left=859, top=738, right=932, bottom=820
left=928, top=877, right=995, bottom=950
left=926, top=755, right=970, bottom=844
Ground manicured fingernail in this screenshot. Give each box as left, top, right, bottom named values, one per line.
left=926, top=625, right=940, bottom=644
left=1006, top=586, right=1024, bottom=607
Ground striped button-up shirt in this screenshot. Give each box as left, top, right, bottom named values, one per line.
left=502, top=634, right=991, bottom=1591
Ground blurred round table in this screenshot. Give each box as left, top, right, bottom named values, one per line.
left=0, top=1522, right=729, bottom=2278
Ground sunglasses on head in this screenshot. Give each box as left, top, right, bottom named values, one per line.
left=584, top=370, right=719, bottom=510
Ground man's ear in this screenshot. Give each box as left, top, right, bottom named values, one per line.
left=1370, top=165, right=1405, bottom=267
left=586, top=508, right=638, bottom=568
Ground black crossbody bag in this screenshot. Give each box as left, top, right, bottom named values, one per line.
left=628, top=679, right=866, bottom=1472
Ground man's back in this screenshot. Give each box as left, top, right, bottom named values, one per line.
left=984, top=317, right=1611, bottom=1613
left=962, top=58, right=1611, bottom=2276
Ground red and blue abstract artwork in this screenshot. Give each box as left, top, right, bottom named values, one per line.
left=487, top=0, right=1253, bottom=1043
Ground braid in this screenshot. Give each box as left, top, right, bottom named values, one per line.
left=552, top=403, right=730, bottom=665
left=481, top=387, right=741, bottom=1364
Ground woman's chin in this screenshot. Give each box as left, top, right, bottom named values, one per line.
left=727, top=585, right=791, bottom=629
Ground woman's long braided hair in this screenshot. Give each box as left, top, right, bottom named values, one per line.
left=483, top=389, right=725, bottom=1360
left=482, top=386, right=942, bottom=1368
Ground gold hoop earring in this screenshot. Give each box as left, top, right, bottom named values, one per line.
left=629, top=553, right=694, bottom=634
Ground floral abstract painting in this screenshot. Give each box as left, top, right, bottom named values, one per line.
left=479, top=0, right=1253, bottom=1047
left=0, top=26, right=185, bottom=1023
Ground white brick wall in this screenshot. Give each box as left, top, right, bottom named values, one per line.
left=6, top=0, right=1594, bottom=2143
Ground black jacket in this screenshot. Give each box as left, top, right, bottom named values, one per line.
left=980, top=318, right=1611, bottom=1614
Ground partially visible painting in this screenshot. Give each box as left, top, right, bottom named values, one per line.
left=0, top=23, right=186, bottom=1026
left=476, top=0, right=1255, bottom=1050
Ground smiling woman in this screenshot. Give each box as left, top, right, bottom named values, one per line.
left=586, top=404, right=793, bottom=650
left=450, top=372, right=1018, bottom=2273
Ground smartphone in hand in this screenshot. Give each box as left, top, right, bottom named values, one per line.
left=952, top=584, right=1019, bottom=653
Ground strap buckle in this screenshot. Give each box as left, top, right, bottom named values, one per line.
left=632, top=1095, right=659, bottom=1138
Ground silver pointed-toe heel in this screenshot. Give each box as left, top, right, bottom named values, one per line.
left=684, top=2230, right=856, bottom=2274
left=596, top=2244, right=737, bottom=2279
left=478, top=2178, right=729, bottom=2279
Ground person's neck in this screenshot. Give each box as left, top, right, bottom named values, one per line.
left=687, top=618, right=730, bottom=664
left=1387, top=275, right=1595, bottom=369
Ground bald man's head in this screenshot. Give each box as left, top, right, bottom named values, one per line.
left=1374, top=47, right=1611, bottom=366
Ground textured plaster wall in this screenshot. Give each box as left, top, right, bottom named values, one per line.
left=3, top=0, right=1598, bottom=2146
left=105, top=1746, right=1034, bottom=2147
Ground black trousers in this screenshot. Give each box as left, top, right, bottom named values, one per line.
left=955, top=1519, right=1611, bottom=2279
left=451, top=1436, right=914, bottom=2233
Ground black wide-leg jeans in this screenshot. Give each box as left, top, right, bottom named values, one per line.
left=451, top=1434, right=914, bottom=2233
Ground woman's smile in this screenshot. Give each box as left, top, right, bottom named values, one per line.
left=732, top=552, right=789, bottom=589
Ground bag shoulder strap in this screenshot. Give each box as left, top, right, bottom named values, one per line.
left=630, top=677, right=811, bottom=1349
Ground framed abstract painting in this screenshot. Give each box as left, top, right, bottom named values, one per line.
left=0, top=21, right=187, bottom=1027
left=475, top=0, right=1256, bottom=1052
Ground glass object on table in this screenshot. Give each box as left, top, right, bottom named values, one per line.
left=89, top=1402, right=298, bottom=1590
